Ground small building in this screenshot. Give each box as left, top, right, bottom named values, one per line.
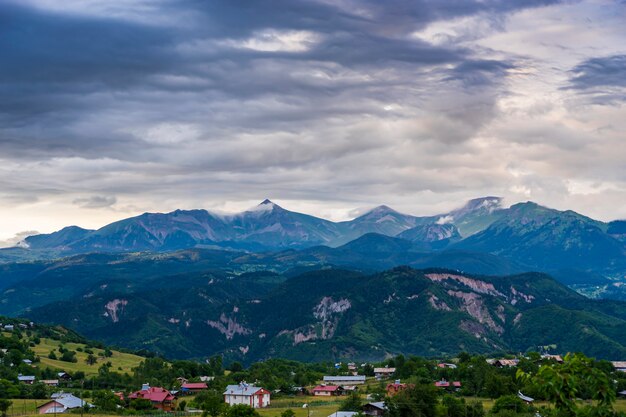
left=199, top=376, right=215, bottom=382
left=37, top=393, right=90, bottom=414
left=4, top=325, right=14, bottom=331
left=223, top=383, right=270, bottom=408
left=363, top=402, right=387, bottom=416
left=57, top=372, right=72, bottom=381
left=517, top=391, right=534, bottom=404
left=327, top=412, right=357, bottom=417
left=312, top=385, right=344, bottom=396
left=18, top=375, right=35, bottom=384
left=342, top=386, right=359, bottom=393
left=22, top=359, right=33, bottom=365
left=437, top=363, right=457, bottom=369
left=386, top=381, right=409, bottom=396
left=374, top=367, right=396, bottom=379
left=181, top=382, right=208, bottom=394
left=128, top=384, right=177, bottom=411
left=541, top=355, right=563, bottom=363
left=493, top=359, right=519, bottom=368
left=613, top=362, right=626, bottom=372
left=434, top=379, right=461, bottom=390
left=41, top=380, right=60, bottom=387
left=323, top=375, right=366, bottom=385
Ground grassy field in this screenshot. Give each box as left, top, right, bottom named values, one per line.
left=31, top=337, right=145, bottom=376
left=6, top=399, right=46, bottom=416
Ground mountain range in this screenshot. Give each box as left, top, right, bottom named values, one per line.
left=14, top=197, right=503, bottom=254
left=4, top=197, right=624, bottom=286
left=1, top=196, right=625, bottom=361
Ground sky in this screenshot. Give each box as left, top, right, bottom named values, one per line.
left=1, top=0, right=625, bottom=246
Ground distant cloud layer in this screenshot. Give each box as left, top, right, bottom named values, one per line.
left=0, top=0, right=625, bottom=239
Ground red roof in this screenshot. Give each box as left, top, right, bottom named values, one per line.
left=182, top=383, right=208, bottom=390
left=313, top=385, right=341, bottom=392
left=129, top=387, right=175, bottom=403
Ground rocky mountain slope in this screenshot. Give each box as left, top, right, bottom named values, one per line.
left=23, top=267, right=626, bottom=362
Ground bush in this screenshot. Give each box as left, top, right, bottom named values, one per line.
left=490, top=396, right=531, bottom=415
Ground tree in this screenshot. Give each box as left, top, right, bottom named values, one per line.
left=340, top=391, right=363, bottom=411
left=0, top=399, right=12, bottom=417
left=93, top=390, right=120, bottom=412
left=223, top=404, right=260, bottom=417
left=517, top=352, right=615, bottom=417
left=86, top=354, right=98, bottom=365
left=196, top=390, right=225, bottom=417
left=281, top=410, right=296, bottom=417
left=387, top=383, right=439, bottom=417
left=490, top=395, right=530, bottom=415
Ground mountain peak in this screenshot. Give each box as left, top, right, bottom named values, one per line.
left=362, top=205, right=399, bottom=217
left=451, top=196, right=503, bottom=216
left=259, top=199, right=274, bottom=205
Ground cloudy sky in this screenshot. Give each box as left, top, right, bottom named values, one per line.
left=1, top=0, right=625, bottom=245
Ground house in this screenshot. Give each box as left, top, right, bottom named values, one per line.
left=291, top=386, right=308, bottom=396
left=363, top=402, right=387, bottom=416
left=342, top=386, right=359, bottom=393
left=41, top=380, right=60, bottom=387
left=176, top=377, right=189, bottom=385
left=312, top=385, right=344, bottom=396
left=22, top=359, right=33, bottom=365
left=348, top=363, right=357, bottom=371
left=541, top=355, right=564, bottom=363
left=327, top=412, right=357, bottom=417
left=437, top=363, right=457, bottom=369
left=128, top=384, right=177, bottom=411
left=199, top=376, right=215, bottom=382
left=386, top=381, right=409, bottom=396
left=181, top=382, right=208, bottom=394
left=612, top=362, right=626, bottom=372
left=37, top=393, right=90, bottom=414
left=18, top=375, right=35, bottom=384
left=374, top=367, right=396, bottom=379
left=3, top=325, right=14, bottom=331
left=493, top=359, right=519, bottom=368
left=434, top=379, right=461, bottom=390
left=223, top=383, right=270, bottom=408
left=57, top=372, right=72, bottom=381
left=323, top=375, right=366, bottom=385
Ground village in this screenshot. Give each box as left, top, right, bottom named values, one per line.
left=9, top=353, right=626, bottom=417
left=3, top=320, right=626, bottom=417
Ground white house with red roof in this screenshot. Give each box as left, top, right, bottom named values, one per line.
left=128, top=384, right=176, bottom=411
left=223, top=383, right=270, bottom=408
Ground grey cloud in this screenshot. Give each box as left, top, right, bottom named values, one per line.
left=566, top=55, right=626, bottom=103
left=73, top=195, right=118, bottom=209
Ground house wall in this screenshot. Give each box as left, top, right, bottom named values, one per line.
left=224, top=393, right=270, bottom=408
left=37, top=402, right=64, bottom=414
left=314, top=391, right=332, bottom=396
